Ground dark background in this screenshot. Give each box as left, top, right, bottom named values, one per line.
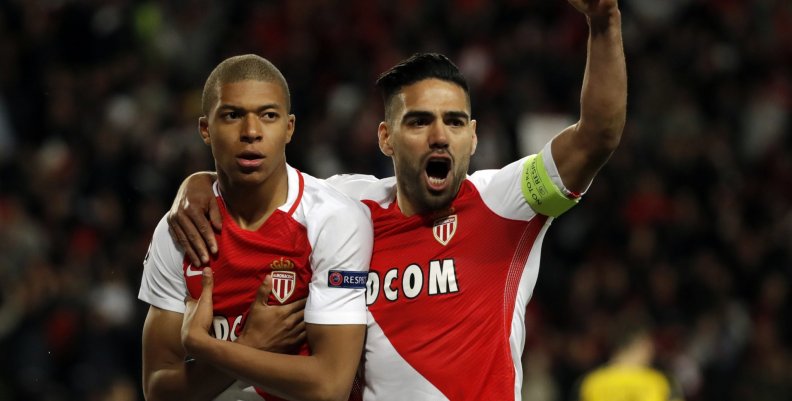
left=0, top=1, right=790, bottom=400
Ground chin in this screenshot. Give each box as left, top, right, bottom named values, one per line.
left=420, top=192, right=455, bottom=213
left=231, top=172, right=267, bottom=186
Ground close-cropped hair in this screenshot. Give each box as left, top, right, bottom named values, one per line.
left=202, top=54, right=291, bottom=116
left=376, top=53, right=470, bottom=121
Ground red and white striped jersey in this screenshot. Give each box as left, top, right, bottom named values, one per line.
left=139, top=164, right=373, bottom=401
left=327, top=143, right=576, bottom=401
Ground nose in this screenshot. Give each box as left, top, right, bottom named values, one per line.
left=428, top=121, right=449, bottom=150
left=240, top=113, right=263, bottom=143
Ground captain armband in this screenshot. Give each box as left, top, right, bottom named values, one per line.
left=521, top=152, right=580, bottom=217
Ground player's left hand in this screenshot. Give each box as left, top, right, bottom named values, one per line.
left=567, top=0, right=618, bottom=18
left=237, top=275, right=307, bottom=353
left=181, top=267, right=215, bottom=355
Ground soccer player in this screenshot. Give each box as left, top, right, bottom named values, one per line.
left=139, top=55, right=373, bottom=401
left=168, top=0, right=626, bottom=399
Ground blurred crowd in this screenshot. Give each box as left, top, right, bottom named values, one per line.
left=0, top=0, right=790, bottom=400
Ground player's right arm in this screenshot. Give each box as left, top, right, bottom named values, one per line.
left=140, top=215, right=235, bottom=401
left=142, top=306, right=236, bottom=401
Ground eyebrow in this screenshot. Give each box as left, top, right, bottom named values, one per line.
left=217, top=103, right=281, bottom=113
left=401, top=110, right=470, bottom=122
left=443, top=111, right=470, bottom=121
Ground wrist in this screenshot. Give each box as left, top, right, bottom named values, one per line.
left=183, top=331, right=214, bottom=358
left=587, top=8, right=621, bottom=34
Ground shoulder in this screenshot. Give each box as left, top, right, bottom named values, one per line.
left=150, top=213, right=179, bottom=253
left=467, top=156, right=529, bottom=189
left=298, top=173, right=373, bottom=231
left=324, top=173, right=396, bottom=205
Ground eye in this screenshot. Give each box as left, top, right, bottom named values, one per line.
left=408, top=117, right=431, bottom=127
left=221, top=111, right=242, bottom=121
left=447, top=118, right=466, bottom=127
left=261, top=111, right=278, bottom=121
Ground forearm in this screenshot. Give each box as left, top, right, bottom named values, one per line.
left=190, top=331, right=361, bottom=401
left=578, top=8, right=627, bottom=152
left=145, top=359, right=235, bottom=401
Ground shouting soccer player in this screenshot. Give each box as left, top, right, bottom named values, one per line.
left=139, top=55, right=372, bottom=401
left=168, top=0, right=625, bottom=399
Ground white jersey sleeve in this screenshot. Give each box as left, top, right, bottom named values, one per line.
left=469, top=139, right=581, bottom=220
left=138, top=215, right=187, bottom=314
left=325, top=174, right=397, bottom=205
left=300, top=176, right=374, bottom=325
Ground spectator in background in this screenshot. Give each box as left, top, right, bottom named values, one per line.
left=573, top=317, right=684, bottom=401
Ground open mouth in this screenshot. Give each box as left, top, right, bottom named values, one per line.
left=236, top=150, right=264, bottom=168
left=424, top=157, right=451, bottom=191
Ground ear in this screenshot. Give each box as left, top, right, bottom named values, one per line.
left=378, top=121, right=394, bottom=157
left=470, top=119, right=478, bottom=155
left=199, top=116, right=211, bottom=145
left=285, top=114, right=296, bottom=144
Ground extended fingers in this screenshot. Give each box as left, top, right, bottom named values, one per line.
left=185, top=200, right=219, bottom=256
left=176, top=207, right=211, bottom=264
left=287, top=321, right=307, bottom=344
left=285, top=297, right=307, bottom=313
left=169, top=224, right=202, bottom=267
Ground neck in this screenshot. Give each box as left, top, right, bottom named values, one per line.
left=395, top=189, right=418, bottom=217
left=395, top=186, right=455, bottom=220
left=217, top=164, right=289, bottom=231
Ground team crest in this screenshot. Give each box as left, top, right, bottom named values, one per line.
left=271, top=270, right=296, bottom=303
left=432, top=214, right=458, bottom=246
left=270, top=257, right=295, bottom=270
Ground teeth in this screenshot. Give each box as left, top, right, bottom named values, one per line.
left=428, top=177, right=446, bottom=185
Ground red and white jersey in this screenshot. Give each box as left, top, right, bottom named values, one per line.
left=139, top=165, right=373, bottom=401
left=327, top=143, right=576, bottom=401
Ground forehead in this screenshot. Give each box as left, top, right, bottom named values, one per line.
left=215, top=80, right=287, bottom=109
left=394, top=78, right=470, bottom=115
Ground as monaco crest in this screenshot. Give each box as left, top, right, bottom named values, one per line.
left=432, top=214, right=458, bottom=246
left=271, top=271, right=296, bottom=303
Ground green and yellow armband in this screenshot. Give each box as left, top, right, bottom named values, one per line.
left=521, top=152, right=579, bottom=217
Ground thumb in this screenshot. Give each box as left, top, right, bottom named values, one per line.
left=201, top=267, right=214, bottom=298
left=256, top=275, right=272, bottom=305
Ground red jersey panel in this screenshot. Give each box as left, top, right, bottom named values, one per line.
left=184, top=179, right=311, bottom=401
left=140, top=165, right=373, bottom=401
left=363, top=181, right=547, bottom=400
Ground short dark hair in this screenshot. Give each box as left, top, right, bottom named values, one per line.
left=376, top=53, right=470, bottom=121
left=202, top=54, right=291, bottom=116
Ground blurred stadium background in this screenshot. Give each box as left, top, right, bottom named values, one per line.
left=0, top=0, right=790, bottom=400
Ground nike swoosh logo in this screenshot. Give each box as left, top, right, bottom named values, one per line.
left=185, top=264, right=204, bottom=277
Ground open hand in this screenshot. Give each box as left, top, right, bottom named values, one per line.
left=167, top=172, right=222, bottom=266
left=237, top=275, right=307, bottom=353
left=181, top=267, right=215, bottom=355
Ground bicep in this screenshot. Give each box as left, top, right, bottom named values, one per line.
left=142, top=306, right=186, bottom=385
left=552, top=123, right=612, bottom=193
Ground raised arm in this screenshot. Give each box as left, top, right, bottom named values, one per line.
left=183, top=270, right=365, bottom=401
left=552, top=0, right=626, bottom=192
